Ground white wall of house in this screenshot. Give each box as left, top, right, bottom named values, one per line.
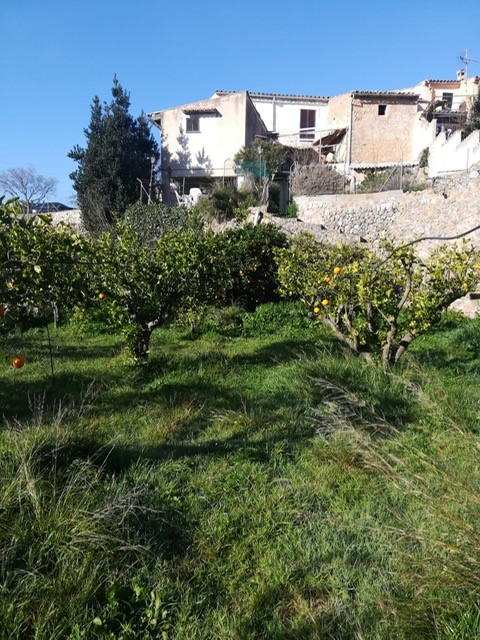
left=413, top=76, right=479, bottom=112
left=428, top=129, right=480, bottom=178
left=411, top=112, right=436, bottom=161
left=250, top=95, right=329, bottom=147
left=149, top=92, right=267, bottom=180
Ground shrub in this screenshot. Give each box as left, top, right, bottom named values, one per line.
left=291, top=164, right=345, bottom=196
left=123, top=202, right=192, bottom=244
left=419, top=147, right=429, bottom=168
left=464, top=94, right=480, bottom=137
left=0, top=197, right=90, bottom=331
left=221, top=223, right=289, bottom=311
left=210, top=185, right=256, bottom=222
left=358, top=171, right=388, bottom=193
left=92, top=222, right=230, bottom=363
left=275, top=233, right=480, bottom=366
left=285, top=202, right=298, bottom=218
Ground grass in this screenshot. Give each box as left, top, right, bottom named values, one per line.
left=1, top=306, right=480, bottom=638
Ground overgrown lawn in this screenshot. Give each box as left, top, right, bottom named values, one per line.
left=1, top=307, right=480, bottom=639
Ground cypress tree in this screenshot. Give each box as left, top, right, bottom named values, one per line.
left=69, top=77, right=159, bottom=232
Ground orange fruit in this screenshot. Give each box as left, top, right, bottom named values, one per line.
left=324, top=276, right=331, bottom=283
left=12, top=356, right=25, bottom=369
left=313, top=306, right=321, bottom=314
left=98, top=292, right=107, bottom=300
left=0, top=305, right=5, bottom=318
left=333, top=267, right=342, bottom=276
left=321, top=299, right=329, bottom=307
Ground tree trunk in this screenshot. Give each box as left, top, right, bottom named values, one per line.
left=133, top=327, right=152, bottom=365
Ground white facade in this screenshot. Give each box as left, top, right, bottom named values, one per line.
left=214, top=91, right=329, bottom=147
left=149, top=74, right=480, bottom=191
left=428, top=129, right=480, bottom=178
left=148, top=91, right=268, bottom=182
left=400, top=74, right=480, bottom=161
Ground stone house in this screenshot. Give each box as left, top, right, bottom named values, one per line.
left=319, top=90, right=420, bottom=169
left=148, top=90, right=330, bottom=196
left=149, top=73, right=480, bottom=197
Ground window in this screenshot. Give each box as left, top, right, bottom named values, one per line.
left=378, top=104, right=387, bottom=116
left=442, top=92, right=453, bottom=110
left=300, top=109, right=316, bottom=140
left=186, top=116, right=200, bottom=132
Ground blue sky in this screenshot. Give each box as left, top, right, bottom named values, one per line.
left=2, top=0, right=480, bottom=204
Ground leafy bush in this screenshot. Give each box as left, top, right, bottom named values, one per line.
left=291, top=164, right=345, bottom=196
left=0, top=197, right=90, bottom=331
left=123, top=202, right=193, bottom=244
left=419, top=147, right=429, bottom=168
left=285, top=202, right=298, bottom=218
left=210, top=185, right=256, bottom=222
left=464, top=95, right=480, bottom=137
left=359, top=170, right=388, bottom=193
left=221, top=223, right=289, bottom=311
left=275, top=233, right=480, bottom=366
left=177, top=304, right=246, bottom=337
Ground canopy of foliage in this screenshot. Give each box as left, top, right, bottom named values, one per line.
left=0, top=197, right=89, bottom=330
left=275, top=233, right=480, bottom=366
left=69, top=77, right=159, bottom=233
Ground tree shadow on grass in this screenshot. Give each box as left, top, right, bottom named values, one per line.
left=409, top=346, right=480, bottom=377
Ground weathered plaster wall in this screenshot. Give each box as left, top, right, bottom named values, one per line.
left=158, top=92, right=263, bottom=178
left=326, top=93, right=351, bottom=130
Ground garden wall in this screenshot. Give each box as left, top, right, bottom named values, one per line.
left=292, top=169, right=480, bottom=256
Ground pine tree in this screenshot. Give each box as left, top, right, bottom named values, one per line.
left=69, top=77, right=159, bottom=232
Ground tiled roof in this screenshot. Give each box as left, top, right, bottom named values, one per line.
left=352, top=90, right=419, bottom=98
left=216, top=89, right=329, bottom=101
left=183, top=108, right=219, bottom=114
left=426, top=79, right=461, bottom=84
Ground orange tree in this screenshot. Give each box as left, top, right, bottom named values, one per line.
left=92, top=221, right=230, bottom=363
left=220, top=223, right=288, bottom=310
left=275, top=233, right=480, bottom=366
left=0, top=197, right=90, bottom=331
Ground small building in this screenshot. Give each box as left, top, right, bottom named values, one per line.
left=317, top=90, right=420, bottom=168
left=214, top=90, right=329, bottom=148
left=148, top=91, right=268, bottom=195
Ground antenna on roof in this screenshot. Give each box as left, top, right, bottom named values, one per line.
left=459, top=49, right=480, bottom=78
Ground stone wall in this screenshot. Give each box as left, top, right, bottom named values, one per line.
left=49, top=209, right=83, bottom=231
left=292, top=169, right=480, bottom=256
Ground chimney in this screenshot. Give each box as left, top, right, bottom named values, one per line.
left=457, top=69, right=466, bottom=81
